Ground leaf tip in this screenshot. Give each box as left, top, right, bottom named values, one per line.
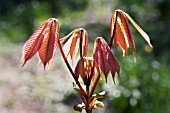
left=22, top=61, right=26, bottom=67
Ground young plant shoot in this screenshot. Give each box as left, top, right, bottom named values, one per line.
left=21, top=9, right=152, bottom=113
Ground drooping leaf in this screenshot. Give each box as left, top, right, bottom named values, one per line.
left=81, top=29, right=88, bottom=57
left=75, top=57, right=94, bottom=84
left=70, top=32, right=80, bottom=60
left=106, top=42, right=120, bottom=81
left=119, top=11, right=136, bottom=59
left=22, top=19, right=49, bottom=66
left=62, top=28, right=88, bottom=61
left=62, top=31, right=75, bottom=56
left=22, top=18, right=60, bottom=69
left=75, top=58, right=85, bottom=82
left=93, top=37, right=120, bottom=82
left=38, top=19, right=59, bottom=69
left=93, top=39, right=105, bottom=77
left=110, top=11, right=117, bottom=39
left=96, top=39, right=110, bottom=77
left=111, top=10, right=135, bottom=59
left=114, top=15, right=129, bottom=56
left=124, top=11, right=153, bottom=48
left=110, top=9, right=152, bottom=62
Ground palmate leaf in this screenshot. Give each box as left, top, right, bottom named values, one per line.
left=22, top=19, right=49, bottom=66
left=93, top=37, right=120, bottom=82
left=38, top=19, right=59, bottom=69
left=22, top=18, right=60, bottom=69
left=62, top=28, right=88, bottom=61
left=110, top=9, right=152, bottom=62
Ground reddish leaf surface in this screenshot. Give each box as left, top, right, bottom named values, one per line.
left=22, top=19, right=49, bottom=66
left=110, top=9, right=152, bottom=62
left=110, top=10, right=135, bottom=59
left=70, top=32, right=80, bottom=60
left=124, top=11, right=153, bottom=48
left=110, top=11, right=117, bottom=39
left=81, top=30, right=88, bottom=57
left=94, top=38, right=110, bottom=79
left=75, top=57, right=94, bottom=84
left=62, top=33, right=74, bottom=57
left=93, top=37, right=120, bottom=82
left=62, top=28, right=88, bottom=61
left=22, top=18, right=60, bottom=69
left=38, top=19, right=59, bottom=69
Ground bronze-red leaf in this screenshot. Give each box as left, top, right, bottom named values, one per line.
left=62, top=28, right=88, bottom=61
left=93, top=38, right=110, bottom=80
left=110, top=9, right=153, bottom=62
left=70, top=32, right=80, bottom=60
left=93, top=37, right=120, bottom=82
left=75, top=57, right=94, bottom=84
left=22, top=19, right=49, bottom=66
left=81, top=30, right=88, bottom=57
left=38, top=19, right=59, bottom=69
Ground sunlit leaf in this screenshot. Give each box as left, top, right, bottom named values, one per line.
left=62, top=31, right=75, bottom=57
left=93, top=37, right=120, bottom=82
left=124, top=11, right=153, bottom=48
left=81, top=30, right=88, bottom=57
left=111, top=10, right=135, bottom=59
left=94, top=38, right=110, bottom=78
left=38, top=19, right=59, bottom=69
left=70, top=32, right=80, bottom=60
left=110, top=11, right=117, bottom=39
left=22, top=19, right=49, bottom=66
left=75, top=57, right=94, bottom=84
left=22, top=18, right=60, bottom=69
left=62, top=28, right=88, bottom=61
left=75, top=58, right=85, bottom=82
left=110, top=9, right=152, bottom=62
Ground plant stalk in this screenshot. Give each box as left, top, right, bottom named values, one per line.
left=90, top=72, right=101, bottom=97
left=86, top=109, right=92, bottom=113
left=57, top=38, right=87, bottom=97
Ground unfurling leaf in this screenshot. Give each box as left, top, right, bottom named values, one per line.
left=110, top=9, right=152, bottom=62
left=62, top=28, right=88, bottom=61
left=22, top=18, right=60, bottom=69
left=93, top=37, right=120, bottom=82
left=75, top=57, right=94, bottom=84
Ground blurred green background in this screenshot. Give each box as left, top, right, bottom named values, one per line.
left=0, top=0, right=170, bottom=113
